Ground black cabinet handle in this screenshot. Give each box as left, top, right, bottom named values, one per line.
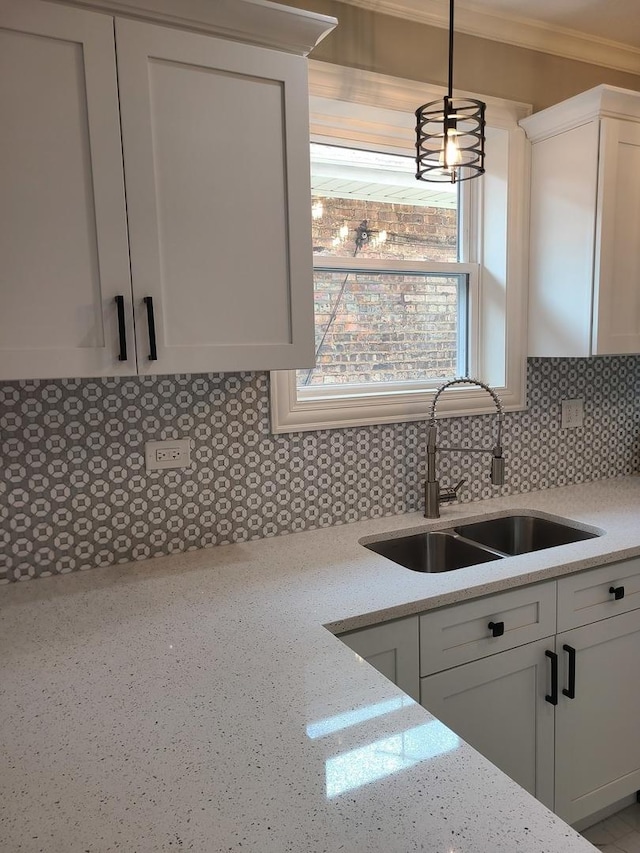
left=144, top=296, right=158, bottom=361
left=609, top=585, right=625, bottom=601
left=487, top=622, right=504, bottom=637
left=562, top=644, right=576, bottom=699
left=115, top=295, right=127, bottom=361
left=488, top=620, right=504, bottom=638
left=545, top=650, right=558, bottom=705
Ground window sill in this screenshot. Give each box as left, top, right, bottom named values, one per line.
left=270, top=369, right=526, bottom=433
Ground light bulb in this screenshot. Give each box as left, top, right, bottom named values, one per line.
left=439, top=132, right=462, bottom=169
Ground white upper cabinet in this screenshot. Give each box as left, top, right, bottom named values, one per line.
left=0, top=0, right=135, bottom=379
left=116, top=19, right=316, bottom=374
left=521, top=86, right=640, bottom=357
left=0, top=0, right=336, bottom=381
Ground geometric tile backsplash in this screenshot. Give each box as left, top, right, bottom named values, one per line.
left=1, top=356, right=639, bottom=582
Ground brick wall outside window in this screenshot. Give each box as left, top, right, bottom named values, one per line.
left=299, top=196, right=460, bottom=387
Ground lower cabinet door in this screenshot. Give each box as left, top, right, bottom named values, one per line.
left=420, top=638, right=555, bottom=809
left=555, top=609, right=640, bottom=825
left=339, top=616, right=420, bottom=701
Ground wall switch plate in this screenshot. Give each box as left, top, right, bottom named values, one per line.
left=561, top=398, right=584, bottom=429
left=145, top=438, right=191, bottom=471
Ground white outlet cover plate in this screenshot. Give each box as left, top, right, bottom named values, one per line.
left=145, top=438, right=191, bottom=471
left=561, top=398, right=584, bottom=429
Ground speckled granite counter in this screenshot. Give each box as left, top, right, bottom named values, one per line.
left=6, top=477, right=640, bottom=852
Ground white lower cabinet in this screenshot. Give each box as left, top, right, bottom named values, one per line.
left=420, top=638, right=555, bottom=808
left=555, top=608, right=640, bottom=825
left=338, top=616, right=419, bottom=702
left=340, top=558, right=640, bottom=826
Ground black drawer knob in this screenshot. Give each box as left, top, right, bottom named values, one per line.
left=609, top=585, right=625, bottom=601
left=488, top=620, right=504, bottom=638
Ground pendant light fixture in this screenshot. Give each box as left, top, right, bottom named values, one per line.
left=415, top=0, right=485, bottom=183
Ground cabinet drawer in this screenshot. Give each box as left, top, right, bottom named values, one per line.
left=419, top=582, right=556, bottom=676
left=557, top=558, right=640, bottom=631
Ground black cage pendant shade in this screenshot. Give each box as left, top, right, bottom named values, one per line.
left=415, top=0, right=486, bottom=183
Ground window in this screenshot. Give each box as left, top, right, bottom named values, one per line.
left=271, top=62, right=531, bottom=433
left=301, top=144, right=475, bottom=390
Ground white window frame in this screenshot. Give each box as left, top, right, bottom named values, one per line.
left=271, top=61, right=531, bottom=433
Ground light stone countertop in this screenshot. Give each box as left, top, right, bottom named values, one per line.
left=4, top=476, right=640, bottom=852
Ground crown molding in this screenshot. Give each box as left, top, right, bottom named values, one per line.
left=520, top=84, right=640, bottom=142
left=43, top=0, right=337, bottom=55
left=339, top=0, right=640, bottom=76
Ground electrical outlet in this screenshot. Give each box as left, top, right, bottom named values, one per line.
left=156, top=447, right=183, bottom=462
left=561, top=398, right=584, bottom=429
left=145, top=439, right=191, bottom=471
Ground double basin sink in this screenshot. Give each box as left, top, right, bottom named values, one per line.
left=364, top=514, right=600, bottom=574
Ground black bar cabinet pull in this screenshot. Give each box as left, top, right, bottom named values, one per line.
left=609, top=585, right=625, bottom=600
left=115, top=295, right=127, bottom=361
left=545, top=650, right=558, bottom=705
left=562, top=644, right=576, bottom=699
left=488, top=620, right=504, bottom=638
left=144, top=296, right=158, bottom=361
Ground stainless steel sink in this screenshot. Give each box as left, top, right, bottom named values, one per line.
left=363, top=513, right=601, bottom=572
left=364, top=531, right=503, bottom=574
left=453, top=515, right=599, bottom=556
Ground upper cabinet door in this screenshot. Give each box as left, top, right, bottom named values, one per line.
left=523, top=87, right=640, bottom=358
left=115, top=19, right=315, bottom=375
left=526, top=121, right=600, bottom=358
left=0, top=0, right=135, bottom=380
left=593, top=119, right=640, bottom=355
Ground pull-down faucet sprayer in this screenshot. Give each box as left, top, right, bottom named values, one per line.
left=425, top=377, right=505, bottom=519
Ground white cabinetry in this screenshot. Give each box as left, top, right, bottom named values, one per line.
left=339, top=616, right=420, bottom=702
left=0, top=0, right=335, bottom=380
left=556, top=558, right=640, bottom=630
left=419, top=582, right=556, bottom=674
left=555, top=611, right=640, bottom=824
left=340, top=558, right=640, bottom=826
left=116, top=19, right=317, bottom=375
left=554, top=562, right=640, bottom=825
left=419, top=582, right=556, bottom=808
left=521, top=85, right=640, bottom=357
left=0, top=0, right=134, bottom=379
left=421, top=593, right=640, bottom=823
left=420, top=638, right=555, bottom=808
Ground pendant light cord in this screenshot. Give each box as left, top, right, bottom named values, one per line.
left=415, top=0, right=486, bottom=182
left=447, top=0, right=454, bottom=99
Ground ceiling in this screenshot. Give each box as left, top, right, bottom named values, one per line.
left=340, top=0, right=640, bottom=74
left=459, top=0, right=640, bottom=48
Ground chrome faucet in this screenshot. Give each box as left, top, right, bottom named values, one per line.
left=424, top=377, right=505, bottom=518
